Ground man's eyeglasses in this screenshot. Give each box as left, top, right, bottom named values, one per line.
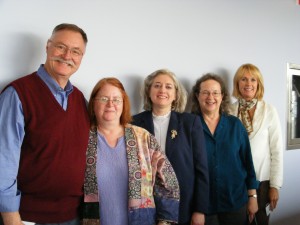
left=199, top=91, right=222, bottom=97
left=94, top=96, right=123, bottom=105
left=49, top=40, right=83, bottom=58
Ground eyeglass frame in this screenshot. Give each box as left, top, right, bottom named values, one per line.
left=94, top=96, right=123, bottom=105
left=199, top=90, right=222, bottom=97
left=48, top=40, right=84, bottom=58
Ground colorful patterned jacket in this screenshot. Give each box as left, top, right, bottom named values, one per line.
left=81, top=124, right=180, bottom=225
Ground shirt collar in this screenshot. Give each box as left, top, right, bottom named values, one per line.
left=199, top=112, right=225, bottom=136
left=37, top=64, right=73, bottom=96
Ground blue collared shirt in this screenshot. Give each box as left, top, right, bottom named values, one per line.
left=0, top=65, right=73, bottom=212
left=199, top=113, right=259, bottom=214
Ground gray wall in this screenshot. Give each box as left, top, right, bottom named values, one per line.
left=0, top=0, right=299, bottom=224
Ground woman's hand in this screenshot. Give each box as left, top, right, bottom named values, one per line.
left=191, top=212, right=205, bottom=225
left=269, top=187, right=279, bottom=211
left=247, top=196, right=258, bottom=223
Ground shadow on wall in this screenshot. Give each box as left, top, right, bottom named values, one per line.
left=119, top=74, right=144, bottom=115
left=272, top=213, right=300, bottom=225
left=0, top=32, right=44, bottom=90
left=217, top=68, right=231, bottom=93
left=181, top=76, right=193, bottom=113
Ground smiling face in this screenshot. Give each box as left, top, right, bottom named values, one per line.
left=93, top=84, right=123, bottom=125
left=44, top=30, right=86, bottom=87
left=149, top=74, right=176, bottom=113
left=197, top=79, right=223, bottom=116
left=238, top=71, right=258, bottom=101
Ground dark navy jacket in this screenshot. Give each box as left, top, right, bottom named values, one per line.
left=132, top=111, right=209, bottom=224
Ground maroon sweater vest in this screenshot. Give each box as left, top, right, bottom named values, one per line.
left=10, top=73, right=90, bottom=223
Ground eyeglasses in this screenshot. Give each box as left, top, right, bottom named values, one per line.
left=49, top=40, right=83, bottom=58
left=199, top=90, right=222, bottom=97
left=94, top=96, right=123, bottom=105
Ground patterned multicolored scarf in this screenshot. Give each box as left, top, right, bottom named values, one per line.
left=81, top=125, right=180, bottom=224
left=238, top=98, right=257, bottom=134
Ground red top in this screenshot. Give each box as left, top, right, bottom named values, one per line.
left=11, top=73, right=89, bottom=223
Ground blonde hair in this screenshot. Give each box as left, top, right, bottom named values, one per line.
left=232, top=63, right=264, bottom=100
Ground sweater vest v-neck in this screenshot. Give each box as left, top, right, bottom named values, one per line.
left=10, top=72, right=90, bottom=223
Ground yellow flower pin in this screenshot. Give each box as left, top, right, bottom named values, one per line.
left=171, top=130, right=177, bottom=139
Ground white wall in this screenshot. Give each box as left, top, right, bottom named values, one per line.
left=1, top=0, right=300, bottom=224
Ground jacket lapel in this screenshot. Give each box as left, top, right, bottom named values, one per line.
left=140, top=111, right=155, bottom=135
left=165, top=112, right=180, bottom=158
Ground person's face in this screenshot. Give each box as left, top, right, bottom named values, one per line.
left=149, top=74, right=176, bottom=111
left=197, top=79, right=223, bottom=115
left=44, top=30, right=86, bottom=83
left=93, top=84, right=123, bottom=125
left=238, top=72, right=258, bottom=101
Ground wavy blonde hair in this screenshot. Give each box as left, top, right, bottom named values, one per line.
left=232, top=63, right=264, bottom=100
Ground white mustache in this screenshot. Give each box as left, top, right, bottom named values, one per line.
left=51, top=57, right=75, bottom=67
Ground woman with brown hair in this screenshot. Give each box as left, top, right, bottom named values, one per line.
left=190, top=73, right=259, bottom=225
